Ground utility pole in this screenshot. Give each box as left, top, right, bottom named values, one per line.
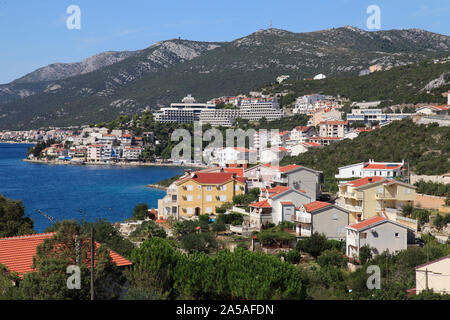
left=90, top=226, right=95, bottom=301
left=78, top=210, right=94, bottom=300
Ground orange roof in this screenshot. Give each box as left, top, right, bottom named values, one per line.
left=348, top=216, right=386, bottom=231
left=364, top=164, right=402, bottom=170
left=280, top=201, right=294, bottom=206
left=319, top=120, right=348, bottom=125
left=263, top=164, right=301, bottom=173
left=0, top=233, right=132, bottom=278
left=249, top=199, right=272, bottom=208
left=303, top=142, right=321, bottom=147
left=177, top=172, right=245, bottom=185
left=345, top=176, right=385, bottom=187
left=302, top=201, right=332, bottom=212
left=224, top=167, right=244, bottom=177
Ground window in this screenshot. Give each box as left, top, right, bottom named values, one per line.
left=360, top=232, right=367, bottom=239
left=206, top=195, right=212, bottom=202
left=197, top=195, right=201, bottom=200
left=377, top=187, right=383, bottom=194
left=332, top=213, right=338, bottom=220
left=187, top=195, right=193, bottom=202
left=187, top=208, right=193, bottom=214
left=197, top=185, right=201, bottom=190
left=206, top=186, right=212, bottom=191
left=405, top=188, right=411, bottom=194
left=221, top=185, right=227, bottom=191
left=187, top=185, right=193, bottom=191
left=206, top=207, right=212, bottom=213
left=395, top=232, right=399, bottom=238
left=235, top=185, right=240, bottom=191
left=220, top=195, right=227, bottom=202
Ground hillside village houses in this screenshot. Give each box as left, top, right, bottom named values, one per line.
left=415, top=255, right=450, bottom=295
left=346, top=216, right=411, bottom=260
left=335, top=160, right=406, bottom=179
left=336, top=176, right=417, bottom=227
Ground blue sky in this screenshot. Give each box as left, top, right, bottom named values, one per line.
left=0, top=0, right=449, bottom=84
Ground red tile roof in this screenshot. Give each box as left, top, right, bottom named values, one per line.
left=345, top=176, right=385, bottom=187
left=303, top=201, right=332, bottom=212
left=249, top=199, right=272, bottom=208
left=319, top=120, right=348, bottom=125
left=0, top=233, right=132, bottom=278
left=364, top=164, right=402, bottom=170
left=280, top=201, right=294, bottom=206
left=348, top=216, right=386, bottom=231
left=177, top=172, right=245, bottom=185
left=224, top=167, right=244, bottom=177
left=263, top=164, right=301, bottom=173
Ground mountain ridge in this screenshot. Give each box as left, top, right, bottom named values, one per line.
left=0, top=26, right=449, bottom=129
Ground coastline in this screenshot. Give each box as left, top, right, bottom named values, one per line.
left=146, top=184, right=168, bottom=191
left=22, top=158, right=207, bottom=169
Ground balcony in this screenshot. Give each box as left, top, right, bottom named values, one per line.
left=298, top=229, right=312, bottom=237
left=346, top=237, right=358, bottom=247
left=375, top=193, right=397, bottom=200
left=339, top=192, right=362, bottom=200
left=345, top=204, right=363, bottom=212
left=271, top=176, right=288, bottom=184
left=292, top=214, right=311, bottom=224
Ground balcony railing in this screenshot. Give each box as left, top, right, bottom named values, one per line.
left=345, top=204, right=363, bottom=212
left=375, top=193, right=397, bottom=200
left=299, top=229, right=312, bottom=237
left=292, top=214, right=311, bottom=224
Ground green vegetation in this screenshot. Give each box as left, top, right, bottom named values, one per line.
left=156, top=174, right=183, bottom=187
left=131, top=203, right=149, bottom=220
left=0, top=195, right=35, bottom=237
left=129, top=220, right=167, bottom=241
left=267, top=59, right=450, bottom=106
left=128, top=237, right=307, bottom=300
left=282, top=119, right=450, bottom=192
left=414, top=180, right=450, bottom=197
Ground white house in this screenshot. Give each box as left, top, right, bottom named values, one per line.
left=415, top=255, right=450, bottom=295
left=346, top=216, right=409, bottom=260
left=335, top=160, right=405, bottom=179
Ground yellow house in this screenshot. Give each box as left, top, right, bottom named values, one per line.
left=176, top=171, right=246, bottom=218
left=338, top=176, right=416, bottom=223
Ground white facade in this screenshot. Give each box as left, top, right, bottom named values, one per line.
left=154, top=94, right=216, bottom=123
left=346, top=218, right=408, bottom=259
left=335, top=160, right=405, bottom=179
left=415, top=256, right=450, bottom=295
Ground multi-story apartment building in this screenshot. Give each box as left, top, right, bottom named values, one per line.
left=199, top=109, right=241, bottom=127
left=335, top=160, right=405, bottom=179
left=289, top=126, right=316, bottom=142
left=293, top=94, right=326, bottom=114
left=337, top=176, right=416, bottom=223
left=239, top=99, right=285, bottom=121
left=175, top=171, right=246, bottom=218
left=158, top=183, right=179, bottom=220
left=308, top=108, right=342, bottom=126
left=154, top=94, right=216, bottom=123
left=122, top=147, right=142, bottom=161
left=346, top=109, right=412, bottom=124
left=319, top=120, right=349, bottom=138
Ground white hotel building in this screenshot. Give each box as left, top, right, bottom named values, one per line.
left=154, top=94, right=216, bottom=124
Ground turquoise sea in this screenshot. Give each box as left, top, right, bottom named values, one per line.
left=0, top=143, right=184, bottom=232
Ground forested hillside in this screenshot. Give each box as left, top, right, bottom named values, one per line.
left=281, top=119, right=450, bottom=191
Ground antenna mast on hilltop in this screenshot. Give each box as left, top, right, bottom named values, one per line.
left=270, top=20, right=272, bottom=29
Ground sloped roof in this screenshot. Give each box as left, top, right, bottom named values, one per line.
left=249, top=199, right=272, bottom=208
left=347, top=216, right=386, bottom=231
left=303, top=201, right=332, bottom=212
left=0, top=233, right=132, bottom=278
left=177, top=172, right=245, bottom=185
left=344, top=176, right=386, bottom=188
